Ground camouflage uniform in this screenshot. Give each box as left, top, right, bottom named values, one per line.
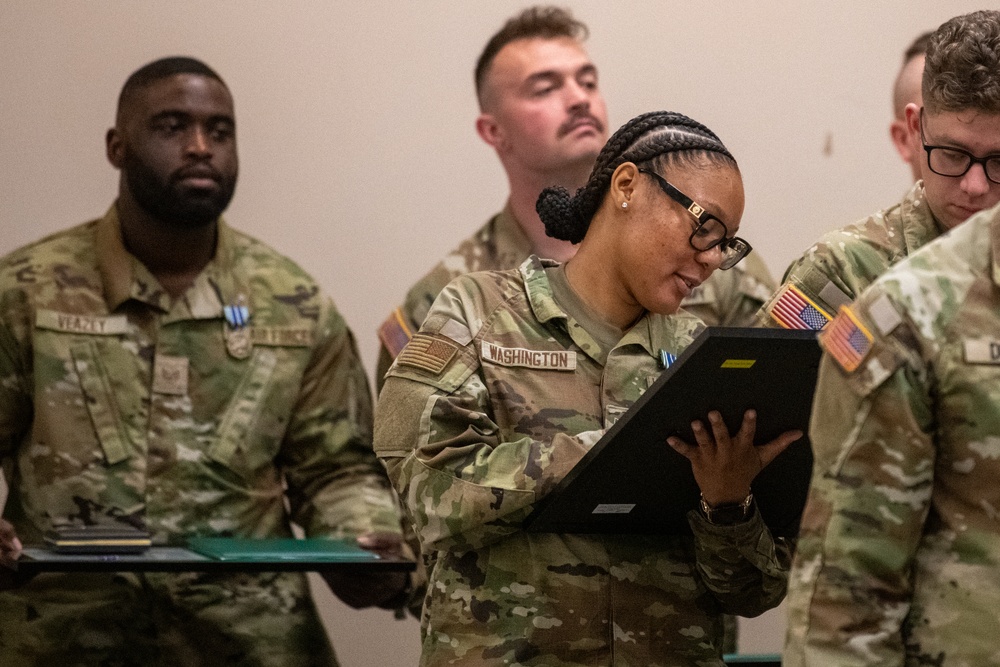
left=759, top=182, right=942, bottom=330
left=376, top=208, right=774, bottom=642
left=375, top=256, right=791, bottom=667
left=784, top=202, right=1000, bottom=666
left=0, top=206, right=402, bottom=666
left=377, top=207, right=776, bottom=390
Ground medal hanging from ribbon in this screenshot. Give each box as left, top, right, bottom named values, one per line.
left=223, top=295, right=252, bottom=359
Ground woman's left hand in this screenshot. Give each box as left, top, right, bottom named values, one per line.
left=666, top=410, right=802, bottom=506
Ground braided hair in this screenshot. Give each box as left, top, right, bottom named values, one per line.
left=536, top=111, right=738, bottom=244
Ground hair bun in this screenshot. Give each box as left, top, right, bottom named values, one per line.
left=536, top=186, right=587, bottom=244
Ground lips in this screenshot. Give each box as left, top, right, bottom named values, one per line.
left=955, top=204, right=982, bottom=220
left=173, top=166, right=221, bottom=189
left=676, top=274, right=700, bottom=297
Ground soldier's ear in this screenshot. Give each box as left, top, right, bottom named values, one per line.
left=476, top=113, right=504, bottom=152
left=904, top=103, right=922, bottom=139
left=106, top=127, right=125, bottom=170
left=609, top=162, right=639, bottom=209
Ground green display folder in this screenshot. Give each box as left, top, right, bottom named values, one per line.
left=187, top=537, right=381, bottom=562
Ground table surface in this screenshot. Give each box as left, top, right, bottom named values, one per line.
left=17, top=546, right=416, bottom=574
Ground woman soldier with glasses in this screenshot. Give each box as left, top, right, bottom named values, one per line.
left=374, top=110, right=801, bottom=667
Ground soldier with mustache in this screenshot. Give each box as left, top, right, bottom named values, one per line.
left=377, top=6, right=776, bottom=390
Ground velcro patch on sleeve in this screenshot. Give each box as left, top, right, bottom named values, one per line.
left=397, top=332, right=458, bottom=375
left=866, top=293, right=903, bottom=336
left=819, top=305, right=874, bottom=372
left=378, top=307, right=414, bottom=359
left=766, top=284, right=832, bottom=330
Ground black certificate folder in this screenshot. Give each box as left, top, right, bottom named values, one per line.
left=525, top=327, right=821, bottom=537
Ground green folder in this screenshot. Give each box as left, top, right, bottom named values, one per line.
left=187, top=537, right=381, bottom=562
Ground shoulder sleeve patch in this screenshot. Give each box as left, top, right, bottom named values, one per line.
left=378, top=307, right=414, bottom=359
left=766, top=283, right=832, bottom=330
left=397, top=332, right=458, bottom=375
left=439, top=317, right=474, bottom=346
left=819, top=305, right=873, bottom=372
left=866, top=293, right=902, bottom=336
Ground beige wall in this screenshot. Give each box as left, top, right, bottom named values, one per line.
left=0, top=2, right=986, bottom=664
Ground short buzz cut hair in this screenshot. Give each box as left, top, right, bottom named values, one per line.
left=474, top=6, right=588, bottom=108
left=117, top=56, right=226, bottom=122
left=923, top=10, right=1000, bottom=115
left=892, top=30, right=932, bottom=118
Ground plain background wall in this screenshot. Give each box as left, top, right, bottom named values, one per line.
left=0, top=2, right=986, bottom=664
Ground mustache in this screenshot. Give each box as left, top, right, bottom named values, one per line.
left=557, top=111, right=605, bottom=138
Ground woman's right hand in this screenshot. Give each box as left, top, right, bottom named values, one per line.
left=0, top=518, right=24, bottom=590
left=667, top=409, right=802, bottom=507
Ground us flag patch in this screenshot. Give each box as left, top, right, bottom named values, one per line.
left=820, top=306, right=873, bottom=372
left=397, top=332, right=458, bottom=375
left=767, top=284, right=832, bottom=330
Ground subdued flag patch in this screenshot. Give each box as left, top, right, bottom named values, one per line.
left=820, top=306, right=873, bottom=372
left=397, top=332, right=458, bottom=375
left=378, top=307, right=413, bottom=359
left=767, top=284, right=832, bottom=330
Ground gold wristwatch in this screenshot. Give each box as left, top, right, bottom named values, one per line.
left=699, top=492, right=754, bottom=525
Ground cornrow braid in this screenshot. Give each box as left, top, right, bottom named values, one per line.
left=537, top=110, right=736, bottom=244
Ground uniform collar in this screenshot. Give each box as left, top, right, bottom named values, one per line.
left=496, top=203, right=534, bottom=258
left=95, top=203, right=243, bottom=318
left=519, top=255, right=685, bottom=363
left=900, top=180, right=946, bottom=253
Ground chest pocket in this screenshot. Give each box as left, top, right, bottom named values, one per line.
left=207, top=347, right=280, bottom=475
left=70, top=340, right=132, bottom=465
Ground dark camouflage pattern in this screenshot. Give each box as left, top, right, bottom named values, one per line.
left=759, top=182, right=942, bottom=328
left=375, top=256, right=792, bottom=666
left=784, top=201, right=1000, bottom=666
left=0, top=206, right=402, bottom=666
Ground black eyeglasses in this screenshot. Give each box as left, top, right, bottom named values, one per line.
left=637, top=168, right=751, bottom=270
left=920, top=108, right=1000, bottom=184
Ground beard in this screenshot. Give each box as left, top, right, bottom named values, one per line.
left=123, top=149, right=237, bottom=228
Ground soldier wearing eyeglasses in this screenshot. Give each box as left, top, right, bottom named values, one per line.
left=758, top=12, right=1000, bottom=332
left=781, top=11, right=1000, bottom=666
left=374, top=110, right=800, bottom=667
left=376, top=6, right=776, bottom=395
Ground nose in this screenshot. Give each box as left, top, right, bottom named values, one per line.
left=695, top=244, right=724, bottom=273
left=960, top=162, right=991, bottom=198
left=185, top=126, right=211, bottom=157
left=565, top=80, right=591, bottom=111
